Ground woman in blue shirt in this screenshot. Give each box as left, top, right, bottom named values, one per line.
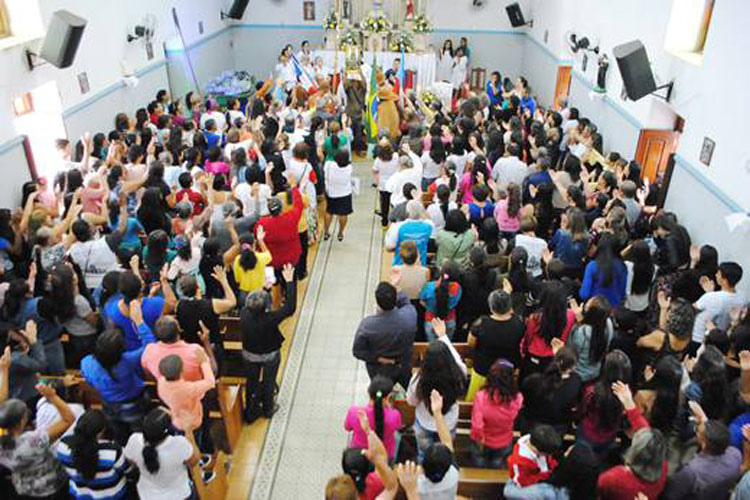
left=549, top=207, right=589, bottom=278
left=486, top=71, right=503, bottom=108
left=420, top=262, right=462, bottom=341
left=580, top=233, right=627, bottom=307
left=81, top=300, right=156, bottom=445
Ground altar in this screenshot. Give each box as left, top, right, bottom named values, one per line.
left=314, top=50, right=436, bottom=91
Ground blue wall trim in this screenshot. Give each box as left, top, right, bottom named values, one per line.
left=673, top=154, right=744, bottom=212
left=0, top=136, right=24, bottom=156
left=62, top=60, right=167, bottom=119
left=230, top=23, right=323, bottom=31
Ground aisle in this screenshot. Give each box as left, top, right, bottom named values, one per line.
left=250, top=162, right=383, bottom=499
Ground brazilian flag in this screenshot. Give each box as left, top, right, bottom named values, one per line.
left=365, top=60, right=379, bottom=143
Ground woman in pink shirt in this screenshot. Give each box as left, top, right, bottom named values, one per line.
left=204, top=146, right=230, bottom=175
left=156, top=351, right=215, bottom=432
left=494, top=182, right=522, bottom=238
left=458, top=157, right=491, bottom=204
left=470, top=358, right=524, bottom=467
left=344, top=376, right=402, bottom=461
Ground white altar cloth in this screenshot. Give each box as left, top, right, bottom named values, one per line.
left=314, top=50, right=437, bottom=92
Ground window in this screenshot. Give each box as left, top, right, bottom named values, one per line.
left=0, top=1, right=11, bottom=39
left=664, top=0, right=714, bottom=65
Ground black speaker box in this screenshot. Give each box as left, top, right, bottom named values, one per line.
left=613, top=40, right=657, bottom=101
left=226, top=0, right=250, bottom=20
left=506, top=3, right=526, bottom=27
left=39, top=10, right=87, bottom=69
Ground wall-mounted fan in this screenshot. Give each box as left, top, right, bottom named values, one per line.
left=564, top=31, right=600, bottom=72
left=128, top=14, right=158, bottom=43
left=564, top=31, right=600, bottom=55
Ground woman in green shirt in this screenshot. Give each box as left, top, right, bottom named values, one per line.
left=323, top=120, right=349, bottom=161
left=435, top=209, right=477, bottom=270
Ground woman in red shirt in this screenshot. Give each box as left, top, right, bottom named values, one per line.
left=520, top=281, right=576, bottom=377
left=470, top=358, right=523, bottom=468
left=597, top=382, right=668, bottom=500
left=255, top=180, right=304, bottom=278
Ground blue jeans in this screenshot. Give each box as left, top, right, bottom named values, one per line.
left=414, top=418, right=456, bottom=464
left=424, top=320, right=456, bottom=342
left=470, top=440, right=512, bottom=468
left=503, top=482, right=569, bottom=500
left=43, top=339, right=66, bottom=374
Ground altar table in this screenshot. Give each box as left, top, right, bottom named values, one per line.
left=314, top=50, right=437, bottom=92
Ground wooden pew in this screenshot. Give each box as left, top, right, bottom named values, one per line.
left=44, top=374, right=245, bottom=453
left=190, top=452, right=230, bottom=500
left=411, top=342, right=473, bottom=368
left=458, top=468, right=508, bottom=498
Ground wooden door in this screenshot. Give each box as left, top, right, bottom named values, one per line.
left=553, top=66, right=572, bottom=110
left=635, top=129, right=681, bottom=183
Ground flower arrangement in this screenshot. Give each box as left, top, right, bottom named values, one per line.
left=412, top=14, right=433, bottom=34
left=339, top=29, right=360, bottom=49
left=323, top=11, right=342, bottom=31
left=420, top=90, right=439, bottom=107
left=390, top=31, right=414, bottom=53
left=360, top=11, right=391, bottom=34
left=204, top=70, right=255, bottom=96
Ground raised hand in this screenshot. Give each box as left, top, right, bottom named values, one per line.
left=396, top=461, right=420, bottom=498
left=129, top=300, right=144, bottom=325
left=430, top=389, right=444, bottom=415
left=657, top=290, right=671, bottom=310
left=611, top=381, right=635, bottom=411
left=551, top=337, right=565, bottom=354
left=0, top=346, right=11, bottom=371
left=688, top=400, right=707, bottom=425
left=198, top=320, right=211, bottom=345
left=24, top=320, right=38, bottom=345
left=281, top=263, right=295, bottom=283
left=431, top=318, right=446, bottom=338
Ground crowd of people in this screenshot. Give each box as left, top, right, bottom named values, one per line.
left=0, top=35, right=747, bottom=500
left=331, top=48, right=748, bottom=500
left=0, top=37, right=365, bottom=498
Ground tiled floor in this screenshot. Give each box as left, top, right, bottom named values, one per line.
left=250, top=163, right=382, bottom=499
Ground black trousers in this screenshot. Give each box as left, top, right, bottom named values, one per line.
left=379, top=191, right=391, bottom=227
left=366, top=360, right=411, bottom=391
left=244, top=351, right=281, bottom=419
left=296, top=230, right=309, bottom=279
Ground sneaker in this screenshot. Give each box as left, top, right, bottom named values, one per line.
left=202, top=471, right=217, bottom=484
left=199, top=454, right=213, bottom=469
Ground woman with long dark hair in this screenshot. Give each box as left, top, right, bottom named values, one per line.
left=123, top=407, right=200, bottom=500
left=57, top=410, right=128, bottom=499
left=434, top=209, right=476, bottom=271
left=81, top=303, right=156, bottom=444
left=437, top=39, right=455, bottom=83
left=344, top=376, right=402, bottom=462
left=521, top=281, right=576, bottom=376
left=548, top=207, right=588, bottom=277
left=137, top=187, right=171, bottom=235
left=142, top=230, right=175, bottom=283
left=421, top=137, right=447, bottom=190
left=623, top=239, right=655, bottom=313
left=634, top=355, right=683, bottom=434
left=406, top=320, right=467, bottom=462
left=50, top=265, right=98, bottom=364
left=494, top=182, right=522, bottom=243
left=684, top=345, right=729, bottom=422
left=567, top=295, right=613, bottom=382
left=469, top=358, right=523, bottom=467
left=578, top=350, right=633, bottom=454
left=521, top=346, right=582, bottom=432
left=420, top=261, right=462, bottom=341
left=426, top=183, right=458, bottom=234
left=580, top=232, right=628, bottom=307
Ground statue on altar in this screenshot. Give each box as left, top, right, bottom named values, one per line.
left=406, top=0, right=414, bottom=21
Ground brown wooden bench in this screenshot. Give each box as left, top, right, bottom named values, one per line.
left=45, top=374, right=245, bottom=453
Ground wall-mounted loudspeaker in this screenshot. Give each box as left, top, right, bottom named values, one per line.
left=613, top=40, right=657, bottom=101
left=27, top=10, right=87, bottom=70
left=505, top=3, right=532, bottom=28
left=222, top=0, right=250, bottom=20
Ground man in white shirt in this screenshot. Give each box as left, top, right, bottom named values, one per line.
left=199, top=101, right=227, bottom=132
left=492, top=143, right=529, bottom=188
left=386, top=154, right=422, bottom=207
left=276, top=55, right=297, bottom=91
left=692, top=262, right=745, bottom=346
left=514, top=216, right=548, bottom=278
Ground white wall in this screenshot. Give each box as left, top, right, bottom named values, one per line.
left=523, top=0, right=750, bottom=289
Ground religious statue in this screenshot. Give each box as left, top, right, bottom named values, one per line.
left=406, top=0, right=414, bottom=21
left=596, top=54, right=609, bottom=92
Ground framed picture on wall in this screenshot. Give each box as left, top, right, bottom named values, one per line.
left=303, top=1, right=315, bottom=21
left=343, top=0, right=350, bottom=20
left=700, top=137, right=715, bottom=166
